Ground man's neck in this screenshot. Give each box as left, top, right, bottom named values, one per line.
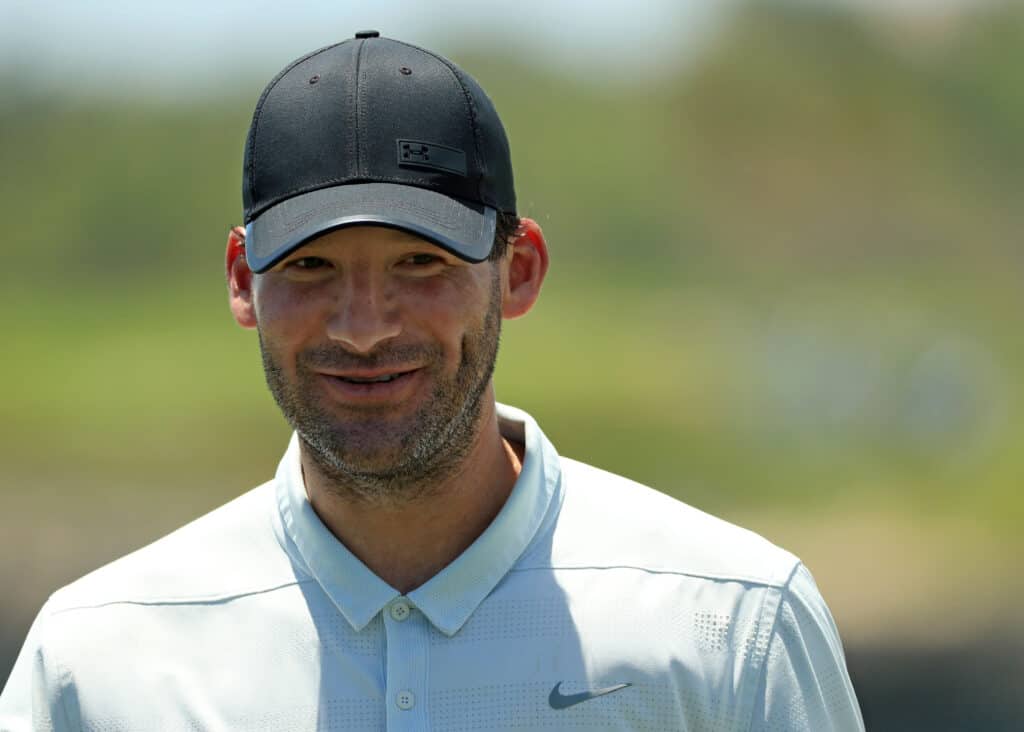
left=300, top=400, right=524, bottom=595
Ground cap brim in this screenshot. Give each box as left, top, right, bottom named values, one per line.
left=243, top=182, right=496, bottom=273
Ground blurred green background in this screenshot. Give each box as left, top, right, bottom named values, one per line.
left=2, top=1, right=1023, bottom=728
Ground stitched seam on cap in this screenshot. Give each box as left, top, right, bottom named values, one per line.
left=245, top=40, right=350, bottom=219
left=353, top=39, right=366, bottom=177
left=444, top=66, right=487, bottom=203
left=387, top=39, right=488, bottom=202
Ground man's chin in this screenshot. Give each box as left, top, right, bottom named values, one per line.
left=301, top=419, right=426, bottom=468
left=301, top=437, right=449, bottom=501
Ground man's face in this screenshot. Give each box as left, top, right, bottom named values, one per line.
left=252, top=225, right=504, bottom=503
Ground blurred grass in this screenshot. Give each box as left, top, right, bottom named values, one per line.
left=2, top=1, right=1023, bottom=545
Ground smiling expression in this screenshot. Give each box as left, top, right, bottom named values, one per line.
left=252, top=225, right=504, bottom=502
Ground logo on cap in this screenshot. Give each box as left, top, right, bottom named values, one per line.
left=397, top=139, right=468, bottom=177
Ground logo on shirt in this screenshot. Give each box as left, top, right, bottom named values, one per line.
left=548, top=681, right=632, bottom=710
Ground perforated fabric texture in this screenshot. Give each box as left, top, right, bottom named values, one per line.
left=749, top=564, right=865, bottom=731
left=428, top=598, right=575, bottom=646
left=76, top=699, right=385, bottom=732
left=431, top=680, right=699, bottom=731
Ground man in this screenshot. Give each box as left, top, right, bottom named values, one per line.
left=0, top=32, right=864, bottom=730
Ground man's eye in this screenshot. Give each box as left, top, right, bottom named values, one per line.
left=404, top=254, right=441, bottom=266
left=290, top=256, right=328, bottom=270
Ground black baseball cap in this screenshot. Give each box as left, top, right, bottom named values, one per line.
left=241, top=31, right=516, bottom=273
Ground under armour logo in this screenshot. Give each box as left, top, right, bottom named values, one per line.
left=396, top=139, right=468, bottom=176
left=401, top=142, right=431, bottom=162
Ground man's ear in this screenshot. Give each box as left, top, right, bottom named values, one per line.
left=502, top=217, right=549, bottom=320
left=226, top=226, right=258, bottom=329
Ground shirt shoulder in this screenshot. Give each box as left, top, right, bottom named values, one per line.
left=750, top=563, right=866, bottom=730
left=45, top=480, right=299, bottom=615
left=523, top=456, right=799, bottom=588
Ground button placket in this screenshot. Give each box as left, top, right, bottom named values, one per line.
left=384, top=598, right=429, bottom=729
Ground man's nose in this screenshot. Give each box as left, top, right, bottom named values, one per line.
left=325, top=270, right=401, bottom=354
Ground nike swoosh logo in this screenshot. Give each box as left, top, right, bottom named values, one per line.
left=548, top=681, right=632, bottom=710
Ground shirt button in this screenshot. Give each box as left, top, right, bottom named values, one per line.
left=396, top=690, right=415, bottom=710
left=389, top=600, right=411, bottom=621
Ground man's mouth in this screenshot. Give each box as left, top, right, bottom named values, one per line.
left=316, top=367, right=425, bottom=402
left=324, top=368, right=420, bottom=386
left=336, top=371, right=411, bottom=384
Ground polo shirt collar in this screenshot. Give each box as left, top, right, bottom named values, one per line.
left=274, top=403, right=562, bottom=636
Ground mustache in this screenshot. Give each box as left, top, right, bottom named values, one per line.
left=297, top=342, right=441, bottom=371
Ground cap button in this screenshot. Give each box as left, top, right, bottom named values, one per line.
left=355, top=30, right=380, bottom=39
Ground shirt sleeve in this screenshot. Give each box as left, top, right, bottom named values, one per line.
left=748, top=563, right=865, bottom=732
left=0, top=603, right=76, bottom=732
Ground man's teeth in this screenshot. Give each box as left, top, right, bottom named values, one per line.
left=339, top=373, right=403, bottom=384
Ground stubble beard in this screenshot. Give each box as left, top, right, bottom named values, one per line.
left=258, top=270, right=502, bottom=506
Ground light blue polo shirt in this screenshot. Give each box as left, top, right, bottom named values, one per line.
left=0, top=404, right=864, bottom=730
